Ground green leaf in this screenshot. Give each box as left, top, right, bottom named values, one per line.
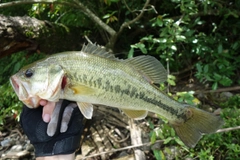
left=156, top=17, right=163, bottom=27
left=218, top=44, right=223, bottom=54
left=153, top=150, right=165, bottom=160
left=213, top=73, right=222, bottom=81
left=136, top=43, right=147, bottom=54
left=128, top=47, right=134, bottom=58
left=141, top=35, right=153, bottom=41
left=13, top=62, right=21, bottom=73
left=171, top=45, right=177, bottom=51
left=212, top=82, right=218, bottom=90
left=170, top=128, right=175, bottom=136
left=151, top=131, right=157, bottom=143
left=196, top=63, right=202, bottom=72
left=219, top=76, right=232, bottom=86
left=203, top=64, right=209, bottom=73
left=176, top=35, right=186, bottom=41
left=157, top=130, right=165, bottom=139
left=231, top=41, right=239, bottom=50
left=175, top=137, right=185, bottom=146
left=167, top=79, right=176, bottom=86
left=164, top=137, right=172, bottom=144
left=102, top=14, right=111, bottom=19
left=167, top=75, right=176, bottom=86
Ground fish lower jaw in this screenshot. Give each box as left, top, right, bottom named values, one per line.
left=10, top=76, right=20, bottom=95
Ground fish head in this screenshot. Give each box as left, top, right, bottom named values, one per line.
left=10, top=63, right=65, bottom=108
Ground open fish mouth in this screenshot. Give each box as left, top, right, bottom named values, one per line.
left=10, top=76, right=20, bottom=98
left=10, top=75, right=40, bottom=108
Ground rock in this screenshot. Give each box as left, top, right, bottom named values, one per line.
left=10, top=144, right=23, bottom=151
left=221, top=92, right=233, bottom=98
left=113, top=154, right=135, bottom=160
left=1, top=150, right=31, bottom=160
left=24, top=143, right=34, bottom=151
left=1, top=138, right=13, bottom=147
left=163, top=146, right=181, bottom=160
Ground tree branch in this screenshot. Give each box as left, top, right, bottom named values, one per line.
left=195, top=86, right=240, bottom=94
left=77, top=139, right=164, bottom=159
left=0, top=0, right=150, bottom=50
left=0, top=0, right=71, bottom=8
left=128, top=119, right=146, bottom=160
left=0, top=0, right=116, bottom=38
left=72, top=0, right=116, bottom=37
left=118, top=0, right=150, bottom=36
left=216, top=126, right=240, bottom=133
left=107, top=0, right=151, bottom=48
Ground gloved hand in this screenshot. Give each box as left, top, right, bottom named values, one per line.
left=46, top=99, right=79, bottom=136
left=20, top=100, right=84, bottom=157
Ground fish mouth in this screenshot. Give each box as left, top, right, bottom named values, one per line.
left=10, top=75, right=40, bottom=108
left=10, top=76, right=20, bottom=98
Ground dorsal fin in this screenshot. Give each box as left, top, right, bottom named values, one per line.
left=124, top=55, right=167, bottom=84
left=81, top=43, right=116, bottom=59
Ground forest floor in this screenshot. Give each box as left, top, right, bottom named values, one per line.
left=1, top=78, right=239, bottom=160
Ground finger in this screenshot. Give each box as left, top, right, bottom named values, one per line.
left=39, top=99, right=48, bottom=106
left=42, top=101, right=56, bottom=123
left=47, top=100, right=63, bottom=136
left=60, top=103, right=77, bottom=133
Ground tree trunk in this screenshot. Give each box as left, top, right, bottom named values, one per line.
left=0, top=14, right=83, bottom=58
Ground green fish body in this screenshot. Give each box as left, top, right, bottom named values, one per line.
left=10, top=43, right=223, bottom=148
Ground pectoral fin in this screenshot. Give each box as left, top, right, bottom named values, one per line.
left=70, top=84, right=95, bottom=95
left=77, top=102, right=93, bottom=119
left=122, top=109, right=148, bottom=120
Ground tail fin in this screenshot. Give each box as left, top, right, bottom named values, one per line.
left=171, top=107, right=224, bottom=148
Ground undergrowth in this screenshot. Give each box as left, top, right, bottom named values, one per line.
left=150, top=92, right=240, bottom=160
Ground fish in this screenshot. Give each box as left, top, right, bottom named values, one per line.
left=10, top=43, right=223, bottom=148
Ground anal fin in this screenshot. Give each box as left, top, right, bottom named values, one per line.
left=77, top=102, right=93, bottom=119
left=122, top=109, right=148, bottom=120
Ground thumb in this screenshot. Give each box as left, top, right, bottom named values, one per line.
left=42, top=101, right=56, bottom=123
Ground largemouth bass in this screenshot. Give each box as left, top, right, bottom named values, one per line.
left=10, top=43, right=223, bottom=148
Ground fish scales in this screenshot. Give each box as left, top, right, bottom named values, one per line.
left=54, top=52, right=186, bottom=121
left=10, top=43, right=224, bottom=148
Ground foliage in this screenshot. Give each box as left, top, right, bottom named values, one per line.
left=0, top=52, right=45, bottom=125
left=149, top=94, right=240, bottom=159
left=0, top=0, right=240, bottom=159
left=0, top=83, right=21, bottom=125
left=128, top=0, right=240, bottom=89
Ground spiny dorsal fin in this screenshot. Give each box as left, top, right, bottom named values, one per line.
left=124, top=55, right=167, bottom=84
left=81, top=43, right=116, bottom=59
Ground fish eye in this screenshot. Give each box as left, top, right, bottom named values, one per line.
left=25, top=69, right=34, bottom=78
